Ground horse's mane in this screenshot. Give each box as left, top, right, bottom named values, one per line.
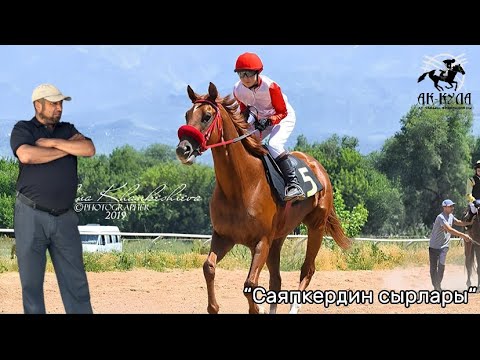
left=215, top=94, right=268, bottom=157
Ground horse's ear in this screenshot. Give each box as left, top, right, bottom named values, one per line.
left=208, top=82, right=218, bottom=102
left=187, top=85, right=197, bottom=103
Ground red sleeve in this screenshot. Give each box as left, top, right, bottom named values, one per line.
left=268, top=82, right=288, bottom=125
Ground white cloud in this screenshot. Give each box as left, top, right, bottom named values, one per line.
left=370, top=59, right=403, bottom=76
left=91, top=45, right=150, bottom=70
left=74, top=46, right=89, bottom=54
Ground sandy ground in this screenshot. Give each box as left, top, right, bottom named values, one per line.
left=1, top=265, right=479, bottom=314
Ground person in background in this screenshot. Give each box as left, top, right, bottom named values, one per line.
left=429, top=199, right=472, bottom=291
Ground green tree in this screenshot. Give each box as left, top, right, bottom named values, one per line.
left=294, top=134, right=404, bottom=235
left=470, top=137, right=480, bottom=168
left=0, top=158, right=18, bottom=228
left=140, top=162, right=215, bottom=233
left=377, top=105, right=473, bottom=231
left=0, top=194, right=15, bottom=228
left=77, top=155, right=112, bottom=225
left=0, top=158, right=18, bottom=196
left=333, top=188, right=368, bottom=238
left=142, top=143, right=177, bottom=166
left=109, top=145, right=146, bottom=185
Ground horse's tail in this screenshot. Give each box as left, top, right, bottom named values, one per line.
left=325, top=208, right=352, bottom=250
left=417, top=72, right=428, bottom=83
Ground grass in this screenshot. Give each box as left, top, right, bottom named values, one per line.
left=0, top=236, right=467, bottom=273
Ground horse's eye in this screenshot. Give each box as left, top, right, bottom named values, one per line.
left=202, top=113, right=212, bottom=123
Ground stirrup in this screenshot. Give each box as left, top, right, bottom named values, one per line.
left=284, top=184, right=306, bottom=202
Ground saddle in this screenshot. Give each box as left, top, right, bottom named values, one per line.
left=260, top=151, right=323, bottom=206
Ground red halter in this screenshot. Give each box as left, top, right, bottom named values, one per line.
left=177, top=99, right=223, bottom=154
left=177, top=99, right=258, bottom=155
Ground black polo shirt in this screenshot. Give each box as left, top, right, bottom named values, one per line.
left=10, top=116, right=89, bottom=210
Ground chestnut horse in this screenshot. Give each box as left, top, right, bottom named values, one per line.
left=176, top=82, right=351, bottom=314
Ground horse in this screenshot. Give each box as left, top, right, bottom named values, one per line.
left=465, top=213, right=480, bottom=291
left=417, top=64, right=465, bottom=92
left=175, top=82, right=352, bottom=314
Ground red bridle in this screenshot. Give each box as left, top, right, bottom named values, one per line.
left=177, top=99, right=257, bottom=155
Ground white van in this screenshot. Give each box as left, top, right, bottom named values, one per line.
left=79, top=224, right=122, bottom=253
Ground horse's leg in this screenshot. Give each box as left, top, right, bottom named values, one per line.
left=445, top=82, right=454, bottom=89
left=289, top=226, right=324, bottom=314
left=203, top=231, right=234, bottom=314
left=475, top=245, right=480, bottom=291
left=465, top=240, right=473, bottom=288
left=435, top=81, right=444, bottom=91
left=243, top=238, right=270, bottom=314
left=266, top=237, right=286, bottom=314
left=453, top=80, right=458, bottom=91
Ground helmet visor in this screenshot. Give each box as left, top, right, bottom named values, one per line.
left=237, top=70, right=257, bottom=79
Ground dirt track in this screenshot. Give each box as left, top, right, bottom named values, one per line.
left=1, top=265, right=479, bottom=314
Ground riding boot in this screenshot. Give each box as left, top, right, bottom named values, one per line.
left=275, top=154, right=306, bottom=202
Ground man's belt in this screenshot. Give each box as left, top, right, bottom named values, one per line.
left=16, top=191, right=70, bottom=216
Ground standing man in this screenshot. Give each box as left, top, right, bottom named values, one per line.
left=10, top=83, right=96, bottom=314
left=429, top=199, right=472, bottom=291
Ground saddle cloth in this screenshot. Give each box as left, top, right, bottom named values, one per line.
left=260, top=152, right=323, bottom=205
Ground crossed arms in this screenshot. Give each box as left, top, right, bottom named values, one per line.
left=16, top=133, right=96, bottom=164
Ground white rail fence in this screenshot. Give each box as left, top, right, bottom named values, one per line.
left=0, top=228, right=462, bottom=247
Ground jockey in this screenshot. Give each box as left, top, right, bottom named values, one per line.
left=440, top=59, right=455, bottom=79
left=464, top=160, right=480, bottom=229
left=232, top=52, right=305, bottom=202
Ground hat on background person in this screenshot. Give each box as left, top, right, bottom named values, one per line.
left=31, top=84, right=72, bottom=103
left=442, top=199, right=455, bottom=207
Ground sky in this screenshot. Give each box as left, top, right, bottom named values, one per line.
left=0, top=45, right=478, bottom=161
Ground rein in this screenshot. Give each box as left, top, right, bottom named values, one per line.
left=178, top=99, right=258, bottom=155
left=207, top=128, right=259, bottom=149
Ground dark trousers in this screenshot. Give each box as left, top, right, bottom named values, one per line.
left=429, top=247, right=448, bottom=290
left=14, top=199, right=93, bottom=314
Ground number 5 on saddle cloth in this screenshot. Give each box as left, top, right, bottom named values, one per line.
left=260, top=150, right=323, bottom=206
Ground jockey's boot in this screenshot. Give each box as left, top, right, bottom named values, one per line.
left=276, top=154, right=306, bottom=202
left=464, top=209, right=476, bottom=231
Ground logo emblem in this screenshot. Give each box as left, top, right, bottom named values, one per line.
left=417, top=53, right=467, bottom=92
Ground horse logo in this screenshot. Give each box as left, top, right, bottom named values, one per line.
left=417, top=54, right=467, bottom=92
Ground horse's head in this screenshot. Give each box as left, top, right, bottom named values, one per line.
left=176, top=82, right=222, bottom=165
left=453, top=64, right=465, bottom=75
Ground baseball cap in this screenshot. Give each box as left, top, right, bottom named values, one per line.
left=31, top=83, right=72, bottom=103
left=442, top=199, right=455, bottom=207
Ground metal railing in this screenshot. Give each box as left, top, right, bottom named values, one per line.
left=0, top=228, right=462, bottom=245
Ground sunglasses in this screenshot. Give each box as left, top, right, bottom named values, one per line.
left=237, top=70, right=257, bottom=79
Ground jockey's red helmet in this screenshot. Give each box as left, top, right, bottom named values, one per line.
left=234, top=52, right=263, bottom=73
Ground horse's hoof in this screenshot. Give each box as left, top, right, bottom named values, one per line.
left=289, top=303, right=301, bottom=314
left=258, top=305, right=266, bottom=314
left=207, top=304, right=219, bottom=314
